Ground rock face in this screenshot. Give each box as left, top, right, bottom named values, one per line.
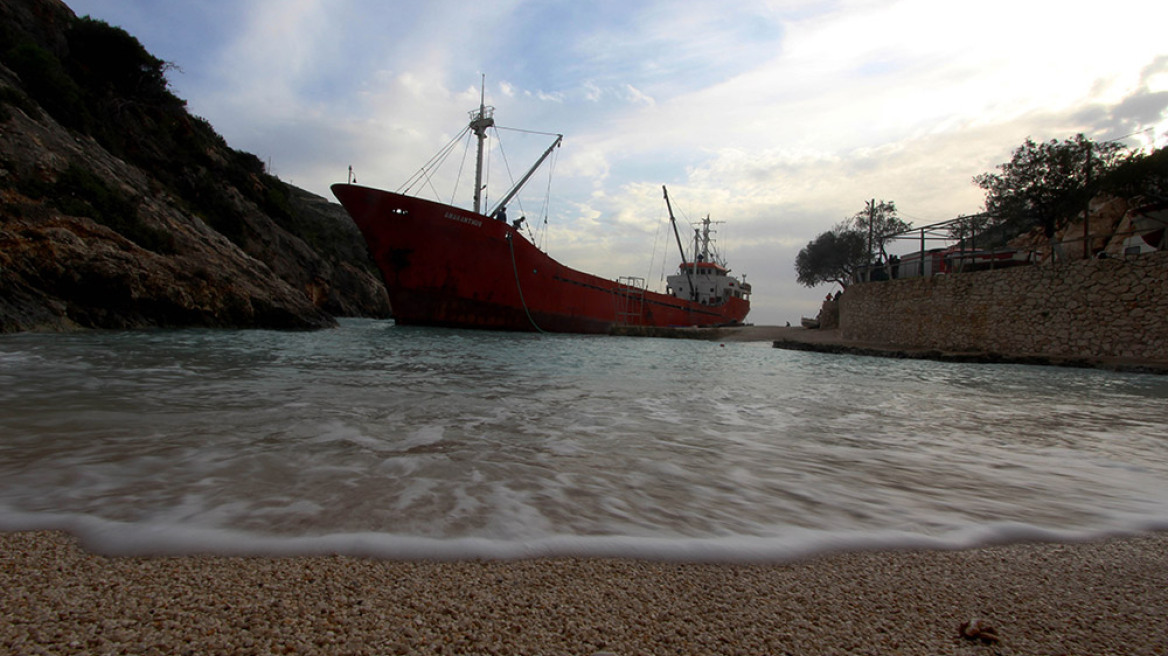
left=0, top=0, right=389, bottom=332
left=1007, top=193, right=1167, bottom=263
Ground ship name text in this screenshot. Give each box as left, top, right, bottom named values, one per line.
left=445, top=212, right=482, bottom=228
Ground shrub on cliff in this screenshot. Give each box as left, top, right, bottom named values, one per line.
left=16, top=163, right=177, bottom=254
left=1, top=2, right=390, bottom=326
left=0, top=85, right=41, bottom=122
left=1100, top=146, right=1168, bottom=202
left=2, top=41, right=88, bottom=131
left=0, top=15, right=293, bottom=250
left=64, top=17, right=177, bottom=106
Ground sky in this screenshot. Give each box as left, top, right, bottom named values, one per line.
left=65, top=0, right=1168, bottom=325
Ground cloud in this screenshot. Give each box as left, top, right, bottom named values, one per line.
left=623, top=84, right=655, bottom=107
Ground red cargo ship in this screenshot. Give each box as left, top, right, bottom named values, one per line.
left=332, top=96, right=750, bottom=334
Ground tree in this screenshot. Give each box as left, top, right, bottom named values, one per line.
left=795, top=223, right=868, bottom=289
left=850, top=199, right=911, bottom=259
left=1098, top=145, right=1168, bottom=201
left=974, top=134, right=1125, bottom=240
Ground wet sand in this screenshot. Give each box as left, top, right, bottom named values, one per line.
left=3, top=530, right=1166, bottom=655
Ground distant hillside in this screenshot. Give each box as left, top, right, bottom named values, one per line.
left=0, top=0, right=390, bottom=331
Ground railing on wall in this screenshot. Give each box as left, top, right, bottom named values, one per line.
left=855, top=225, right=1163, bottom=284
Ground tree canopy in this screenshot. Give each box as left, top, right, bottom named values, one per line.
left=974, top=134, right=1125, bottom=238
left=851, top=199, right=911, bottom=259
left=794, top=222, right=868, bottom=289
left=794, top=200, right=909, bottom=289
left=1097, top=144, right=1168, bottom=202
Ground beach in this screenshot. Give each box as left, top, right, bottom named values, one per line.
left=4, top=323, right=1167, bottom=654
left=3, top=530, right=1165, bottom=655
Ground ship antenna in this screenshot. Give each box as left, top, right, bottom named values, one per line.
left=470, top=75, right=495, bottom=215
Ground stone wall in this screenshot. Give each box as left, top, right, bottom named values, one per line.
left=839, top=251, right=1168, bottom=361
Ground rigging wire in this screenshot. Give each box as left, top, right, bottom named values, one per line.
left=533, top=146, right=558, bottom=250
left=646, top=202, right=667, bottom=292
left=399, top=126, right=469, bottom=196
left=493, top=130, right=526, bottom=219
left=489, top=125, right=559, bottom=248
left=495, top=125, right=562, bottom=139
left=394, top=118, right=560, bottom=229
left=449, top=132, right=473, bottom=207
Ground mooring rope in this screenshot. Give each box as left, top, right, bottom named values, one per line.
left=506, top=232, right=546, bottom=333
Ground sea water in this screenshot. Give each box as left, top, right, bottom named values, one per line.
left=1, top=319, right=1166, bottom=561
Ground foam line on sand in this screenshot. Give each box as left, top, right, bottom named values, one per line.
left=2, top=530, right=1165, bottom=654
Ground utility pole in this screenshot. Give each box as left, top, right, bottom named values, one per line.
left=867, top=199, right=875, bottom=281
left=1083, top=141, right=1092, bottom=259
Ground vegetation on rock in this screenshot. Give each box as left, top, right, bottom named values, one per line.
left=0, top=0, right=390, bottom=332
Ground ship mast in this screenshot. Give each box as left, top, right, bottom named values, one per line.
left=662, top=186, right=697, bottom=301
left=698, top=216, right=710, bottom=262
left=469, top=77, right=495, bottom=215
left=694, top=215, right=723, bottom=266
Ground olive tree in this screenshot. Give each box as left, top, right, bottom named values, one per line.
left=794, top=223, right=868, bottom=289
left=851, top=199, right=911, bottom=259
left=974, top=134, right=1124, bottom=239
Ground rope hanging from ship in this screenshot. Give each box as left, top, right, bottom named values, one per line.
left=506, top=231, right=546, bottom=334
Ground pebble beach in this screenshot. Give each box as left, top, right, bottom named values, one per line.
left=3, top=530, right=1166, bottom=655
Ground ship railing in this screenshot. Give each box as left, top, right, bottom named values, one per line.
left=615, top=276, right=647, bottom=326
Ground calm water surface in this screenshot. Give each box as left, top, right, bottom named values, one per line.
left=1, top=319, right=1166, bottom=560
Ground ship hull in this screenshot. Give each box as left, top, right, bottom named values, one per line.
left=332, top=184, right=749, bottom=333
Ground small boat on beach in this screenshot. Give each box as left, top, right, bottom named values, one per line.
left=331, top=88, right=750, bottom=334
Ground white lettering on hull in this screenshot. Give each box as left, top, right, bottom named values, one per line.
left=444, top=211, right=483, bottom=228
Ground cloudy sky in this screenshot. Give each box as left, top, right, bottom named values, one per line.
left=66, top=0, right=1168, bottom=325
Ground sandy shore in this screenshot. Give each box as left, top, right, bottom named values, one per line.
left=3, top=531, right=1166, bottom=655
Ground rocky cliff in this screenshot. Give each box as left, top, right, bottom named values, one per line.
left=0, top=0, right=390, bottom=332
